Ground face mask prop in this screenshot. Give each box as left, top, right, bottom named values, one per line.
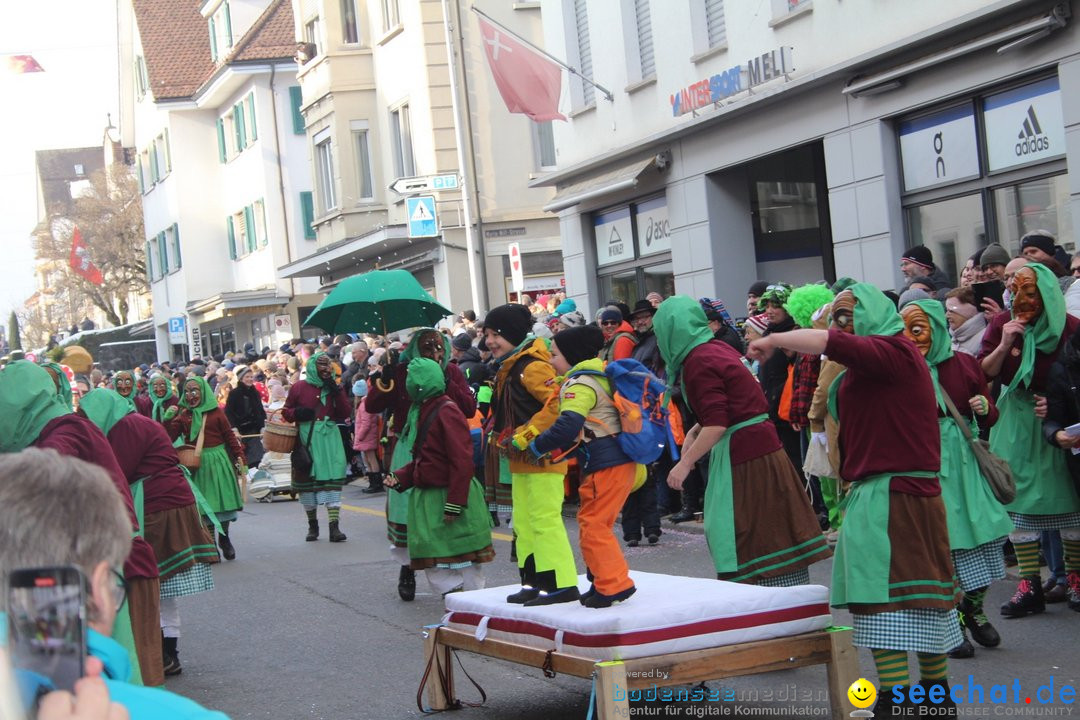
left=901, top=304, right=933, bottom=357
left=1010, top=266, right=1043, bottom=324
left=831, top=291, right=855, bottom=335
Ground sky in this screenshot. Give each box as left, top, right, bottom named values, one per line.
left=0, top=0, right=120, bottom=322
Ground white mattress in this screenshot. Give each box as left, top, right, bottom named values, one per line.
left=442, top=571, right=832, bottom=661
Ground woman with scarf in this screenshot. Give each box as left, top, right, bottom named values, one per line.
left=165, top=377, right=246, bottom=560
left=748, top=284, right=960, bottom=716
left=0, top=361, right=163, bottom=687
left=365, top=330, right=475, bottom=600
left=654, top=296, right=830, bottom=588
left=138, top=373, right=179, bottom=422
left=942, top=287, right=987, bottom=356
left=901, top=300, right=1013, bottom=660
left=80, top=388, right=218, bottom=677
left=282, top=352, right=352, bottom=544
left=225, top=365, right=267, bottom=467
left=384, top=357, right=494, bottom=595
left=979, top=263, right=1080, bottom=617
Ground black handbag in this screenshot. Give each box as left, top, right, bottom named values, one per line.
left=291, top=420, right=316, bottom=475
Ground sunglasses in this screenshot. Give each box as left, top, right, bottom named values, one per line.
left=600, top=320, right=620, bottom=327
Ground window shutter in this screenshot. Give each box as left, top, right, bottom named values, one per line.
left=224, top=2, right=233, bottom=46
left=172, top=223, right=182, bottom=268
left=216, top=118, right=227, bottom=162
left=163, top=128, right=172, bottom=172
left=257, top=201, right=268, bottom=246
left=300, top=191, right=316, bottom=239
left=149, top=148, right=159, bottom=183
left=636, top=0, right=655, bottom=77
left=209, top=17, right=218, bottom=61
left=289, top=86, right=305, bottom=134
left=234, top=103, right=246, bottom=150
left=145, top=241, right=154, bottom=281
left=244, top=205, right=256, bottom=251
left=227, top=216, right=237, bottom=259
left=158, top=231, right=169, bottom=273
left=247, top=93, right=257, bottom=141
left=705, top=0, right=726, bottom=48
left=136, top=161, right=144, bottom=193
left=573, top=0, right=594, bottom=105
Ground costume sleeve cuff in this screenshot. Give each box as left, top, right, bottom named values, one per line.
left=443, top=502, right=463, bottom=516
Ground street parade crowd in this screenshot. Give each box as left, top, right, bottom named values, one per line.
left=4, top=229, right=1080, bottom=718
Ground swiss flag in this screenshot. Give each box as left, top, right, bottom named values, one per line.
left=477, top=16, right=565, bottom=122
left=3, top=54, right=44, bottom=74
left=69, top=227, right=104, bottom=285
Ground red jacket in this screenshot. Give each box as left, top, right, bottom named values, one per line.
left=365, top=363, right=475, bottom=436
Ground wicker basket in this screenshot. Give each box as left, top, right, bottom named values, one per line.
left=263, top=416, right=298, bottom=454
left=176, top=445, right=202, bottom=470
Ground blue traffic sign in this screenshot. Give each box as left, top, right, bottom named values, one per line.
left=406, top=195, right=439, bottom=238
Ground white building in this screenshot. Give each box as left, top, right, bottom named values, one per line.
left=122, top=0, right=320, bottom=361
left=534, top=0, right=1079, bottom=317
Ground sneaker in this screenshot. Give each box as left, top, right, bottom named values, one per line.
left=523, top=587, right=581, bottom=607
left=1000, top=576, right=1045, bottom=619
left=1067, top=571, right=1080, bottom=612
left=626, top=538, right=640, bottom=548
left=646, top=533, right=659, bottom=545
left=581, top=585, right=636, bottom=609
left=506, top=587, right=540, bottom=604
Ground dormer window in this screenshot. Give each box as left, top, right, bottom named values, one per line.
left=209, top=1, right=234, bottom=63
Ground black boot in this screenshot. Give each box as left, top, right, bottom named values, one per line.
left=947, top=628, right=975, bottom=659
left=669, top=490, right=696, bottom=523
left=871, top=687, right=911, bottom=718
left=306, top=519, right=319, bottom=542
left=959, top=596, right=1000, bottom=647
left=581, top=585, right=636, bottom=609
left=917, top=680, right=957, bottom=716
left=328, top=520, right=347, bottom=542
left=1000, top=575, right=1045, bottom=618
left=218, top=522, right=235, bottom=560
left=506, top=586, right=540, bottom=603
left=362, top=472, right=384, bottom=494
left=523, top=586, right=581, bottom=607
left=398, top=566, right=416, bottom=601
left=162, top=636, right=182, bottom=676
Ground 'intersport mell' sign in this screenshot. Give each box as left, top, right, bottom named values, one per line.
left=669, top=47, right=794, bottom=117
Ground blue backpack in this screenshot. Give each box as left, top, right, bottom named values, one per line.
left=572, top=358, right=668, bottom=464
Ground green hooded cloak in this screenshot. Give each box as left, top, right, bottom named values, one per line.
left=396, top=357, right=446, bottom=464
left=178, top=376, right=218, bottom=442
left=148, top=373, right=175, bottom=422
left=400, top=329, right=450, bottom=370
left=1004, top=262, right=1066, bottom=397
left=845, top=283, right=904, bottom=338
left=653, top=295, right=714, bottom=383
left=44, top=362, right=74, bottom=411
left=80, top=388, right=135, bottom=437
left=0, top=361, right=72, bottom=453
left=304, top=351, right=336, bottom=405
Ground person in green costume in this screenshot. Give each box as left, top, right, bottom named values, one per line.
left=654, top=296, right=831, bottom=588
left=282, top=352, right=352, bottom=543
left=902, top=300, right=1014, bottom=660
left=165, top=377, right=246, bottom=560
left=979, top=262, right=1080, bottom=618
left=144, top=373, right=178, bottom=423
left=384, top=357, right=494, bottom=595
left=749, top=285, right=960, bottom=717
left=111, top=370, right=137, bottom=413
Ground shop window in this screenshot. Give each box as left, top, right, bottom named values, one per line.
left=594, top=195, right=674, bottom=304
left=994, top=175, right=1074, bottom=255
left=906, top=194, right=986, bottom=283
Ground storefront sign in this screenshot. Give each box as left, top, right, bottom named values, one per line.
left=484, top=226, right=526, bottom=238
left=594, top=207, right=633, bottom=267
left=167, top=316, right=186, bottom=344
left=899, top=104, right=979, bottom=192
left=508, top=242, right=524, bottom=294
left=274, top=314, right=293, bottom=341
left=669, top=47, right=793, bottom=117
left=636, top=196, right=670, bottom=257
left=984, top=77, right=1064, bottom=173
left=190, top=326, right=203, bottom=358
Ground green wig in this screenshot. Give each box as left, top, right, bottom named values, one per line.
left=784, top=284, right=835, bottom=329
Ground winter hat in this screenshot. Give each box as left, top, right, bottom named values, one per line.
left=901, top=244, right=934, bottom=270
left=599, top=308, right=623, bottom=325
left=645, top=292, right=664, bottom=306
left=484, top=303, right=533, bottom=346
left=698, top=298, right=734, bottom=327
left=532, top=322, right=553, bottom=339
left=629, top=299, right=656, bottom=319
left=1020, top=230, right=1056, bottom=257
left=558, top=310, right=586, bottom=329
left=830, top=277, right=858, bottom=294
left=553, top=298, right=577, bottom=316
left=744, top=314, right=769, bottom=336
left=451, top=333, right=472, bottom=351
left=747, top=281, right=769, bottom=298
left=897, top=287, right=930, bottom=308
left=553, top=325, right=605, bottom=367
left=907, top=275, right=940, bottom=292
left=235, top=365, right=251, bottom=381
left=978, top=242, right=1011, bottom=267
left=757, top=282, right=792, bottom=310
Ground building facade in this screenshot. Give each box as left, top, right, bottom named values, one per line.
left=123, top=0, right=320, bottom=361
left=534, top=0, right=1079, bottom=318
left=280, top=0, right=561, bottom=316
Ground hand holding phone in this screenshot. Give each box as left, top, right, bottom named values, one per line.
left=972, top=280, right=1006, bottom=314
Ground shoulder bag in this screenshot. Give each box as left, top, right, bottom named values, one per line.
left=940, top=391, right=1016, bottom=505
left=291, top=419, right=317, bottom=475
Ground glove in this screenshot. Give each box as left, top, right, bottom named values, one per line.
left=512, top=424, right=540, bottom=451
left=293, top=407, right=316, bottom=422
left=162, top=406, right=179, bottom=422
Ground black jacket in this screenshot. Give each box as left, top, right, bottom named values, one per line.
left=225, top=384, right=266, bottom=435
left=631, top=330, right=661, bottom=375
left=455, top=347, right=490, bottom=390
left=714, top=324, right=744, bottom=355
left=1043, top=330, right=1080, bottom=490
left=760, top=316, right=796, bottom=421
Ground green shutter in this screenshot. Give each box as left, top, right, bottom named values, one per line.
left=234, top=103, right=246, bottom=150
left=289, top=86, right=305, bottom=134
left=149, top=148, right=159, bottom=183
left=244, top=205, right=256, bottom=251
left=209, top=17, right=218, bottom=61
left=172, top=223, right=182, bottom=268
left=300, top=191, right=315, bottom=239
left=224, top=2, right=233, bottom=46
left=158, top=231, right=169, bottom=273
left=136, top=161, right=144, bottom=193
left=216, top=118, right=226, bottom=162
left=145, top=241, right=154, bottom=281
left=227, top=216, right=237, bottom=259
left=247, top=93, right=257, bottom=141
left=257, top=201, right=268, bottom=246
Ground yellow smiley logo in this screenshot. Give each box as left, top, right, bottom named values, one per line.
left=847, top=678, right=877, bottom=709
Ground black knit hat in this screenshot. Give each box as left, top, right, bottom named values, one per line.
left=901, top=244, right=934, bottom=269
left=1020, top=230, right=1056, bottom=257
left=748, top=281, right=769, bottom=297
left=484, top=304, right=533, bottom=346
left=451, top=333, right=472, bottom=351
left=553, top=325, right=605, bottom=367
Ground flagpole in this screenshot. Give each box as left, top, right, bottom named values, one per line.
left=470, top=5, right=614, bottom=102
left=443, top=0, right=485, bottom=315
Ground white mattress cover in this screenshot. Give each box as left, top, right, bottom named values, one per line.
left=442, top=571, right=832, bottom=661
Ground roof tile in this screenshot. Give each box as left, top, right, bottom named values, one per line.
left=133, top=0, right=214, bottom=100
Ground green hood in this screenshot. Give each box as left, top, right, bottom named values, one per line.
left=149, top=373, right=175, bottom=421
left=178, top=375, right=218, bottom=441
left=653, top=295, right=714, bottom=381
left=112, top=370, right=138, bottom=413
left=0, top=361, right=72, bottom=452
left=847, top=283, right=904, bottom=337
left=400, top=329, right=451, bottom=370
left=405, top=357, right=447, bottom=403
left=910, top=299, right=954, bottom=368
left=43, top=362, right=73, bottom=411
left=1006, top=262, right=1067, bottom=394
left=304, top=351, right=335, bottom=404
left=80, top=388, right=134, bottom=437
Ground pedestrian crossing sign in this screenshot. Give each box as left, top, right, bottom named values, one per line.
left=406, top=195, right=438, bottom=238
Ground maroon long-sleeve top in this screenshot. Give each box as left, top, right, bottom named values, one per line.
left=978, top=311, right=1080, bottom=390
left=108, top=413, right=196, bottom=515
left=936, top=352, right=999, bottom=430
left=824, top=329, right=941, bottom=495
left=393, top=396, right=474, bottom=507
left=165, top=408, right=245, bottom=465
left=365, top=363, right=476, bottom=436
left=34, top=415, right=159, bottom=581
left=281, top=380, right=351, bottom=424
left=134, top=394, right=178, bottom=421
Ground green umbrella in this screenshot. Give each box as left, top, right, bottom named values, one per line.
left=304, top=269, right=453, bottom=335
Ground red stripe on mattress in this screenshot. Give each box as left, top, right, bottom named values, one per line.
left=446, top=603, right=830, bottom=649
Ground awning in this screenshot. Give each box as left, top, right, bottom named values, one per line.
left=277, top=225, right=414, bottom=280
left=542, top=155, right=663, bottom=213
left=187, top=289, right=290, bottom=322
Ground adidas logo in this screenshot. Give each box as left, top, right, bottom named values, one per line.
left=1015, top=105, right=1050, bottom=157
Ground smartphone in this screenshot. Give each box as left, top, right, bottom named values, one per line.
left=7, top=566, right=87, bottom=700
left=972, top=279, right=1006, bottom=310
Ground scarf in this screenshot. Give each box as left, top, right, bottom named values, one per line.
left=0, top=361, right=72, bottom=452
left=80, top=389, right=135, bottom=437
left=178, top=376, right=218, bottom=442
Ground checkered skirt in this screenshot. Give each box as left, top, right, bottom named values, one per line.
left=756, top=567, right=811, bottom=587
left=852, top=608, right=962, bottom=653
left=159, top=562, right=214, bottom=599
left=1009, top=511, right=1080, bottom=531
left=951, top=540, right=1006, bottom=592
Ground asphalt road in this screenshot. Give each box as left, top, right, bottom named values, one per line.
left=164, top=483, right=1080, bottom=719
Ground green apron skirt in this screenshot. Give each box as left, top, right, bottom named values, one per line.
left=938, top=417, right=1015, bottom=549
left=407, top=478, right=494, bottom=566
